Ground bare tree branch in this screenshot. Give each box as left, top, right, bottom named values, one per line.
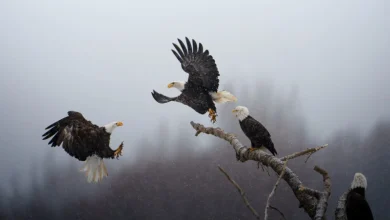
left=265, top=160, right=288, bottom=220
left=280, top=145, right=328, bottom=162
left=313, top=166, right=332, bottom=220
left=269, top=206, right=287, bottom=220
left=305, top=153, right=314, bottom=163
left=190, top=121, right=330, bottom=219
left=335, top=192, right=348, bottom=220
left=217, top=165, right=260, bottom=220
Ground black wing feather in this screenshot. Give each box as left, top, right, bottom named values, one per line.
left=192, top=39, right=198, bottom=53
left=171, top=37, right=220, bottom=92
left=172, top=43, right=185, bottom=58
left=198, top=43, right=203, bottom=54
left=178, top=38, right=188, bottom=56
left=151, top=90, right=177, bottom=104
left=171, top=49, right=183, bottom=63
left=346, top=190, right=374, bottom=220
left=42, top=111, right=116, bottom=161
left=186, top=38, right=192, bottom=54
left=203, top=50, right=209, bottom=59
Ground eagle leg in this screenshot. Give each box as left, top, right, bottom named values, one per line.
left=113, top=141, right=124, bottom=159
left=208, top=108, right=217, bottom=123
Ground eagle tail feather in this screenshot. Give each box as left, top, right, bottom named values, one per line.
left=260, top=144, right=277, bottom=156
left=80, top=155, right=108, bottom=183
left=210, top=90, right=237, bottom=103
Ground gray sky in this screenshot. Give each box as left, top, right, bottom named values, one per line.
left=0, top=0, right=389, bottom=188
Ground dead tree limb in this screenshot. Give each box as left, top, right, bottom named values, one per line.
left=190, top=121, right=330, bottom=219
left=269, top=206, right=287, bottom=220
left=265, top=160, right=288, bottom=220
left=280, top=145, right=328, bottom=162
left=313, top=166, right=332, bottom=220
left=335, top=192, right=348, bottom=220
left=218, top=166, right=260, bottom=219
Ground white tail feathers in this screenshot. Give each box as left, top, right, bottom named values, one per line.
left=210, top=90, right=237, bottom=103
left=80, top=155, right=108, bottom=183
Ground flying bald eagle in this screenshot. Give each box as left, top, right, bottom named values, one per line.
left=232, top=106, right=277, bottom=156
left=345, top=173, right=374, bottom=220
left=151, top=37, right=237, bottom=123
left=42, top=111, right=124, bottom=183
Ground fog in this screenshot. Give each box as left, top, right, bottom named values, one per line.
left=0, top=0, right=389, bottom=219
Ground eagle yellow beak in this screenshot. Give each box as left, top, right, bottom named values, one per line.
left=116, top=122, right=123, bottom=126
left=232, top=109, right=238, bottom=113
left=167, top=83, right=174, bottom=88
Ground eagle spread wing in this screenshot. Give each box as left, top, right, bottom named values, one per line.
left=171, top=37, right=220, bottom=92
left=346, top=191, right=374, bottom=220
left=42, top=111, right=114, bottom=161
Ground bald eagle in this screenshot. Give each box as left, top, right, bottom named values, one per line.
left=346, top=173, right=374, bottom=220
left=232, top=106, right=277, bottom=156
left=151, top=37, right=237, bottom=123
left=42, top=111, right=124, bottom=183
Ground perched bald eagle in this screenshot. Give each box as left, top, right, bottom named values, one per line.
left=346, top=173, right=374, bottom=220
left=42, top=111, right=124, bottom=183
left=151, top=37, right=237, bottom=123
left=232, top=106, right=277, bottom=156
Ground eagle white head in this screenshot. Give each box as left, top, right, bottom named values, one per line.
left=167, top=81, right=185, bottom=91
left=351, top=172, right=368, bottom=190
left=103, top=121, right=123, bottom=134
left=232, top=106, right=249, bottom=121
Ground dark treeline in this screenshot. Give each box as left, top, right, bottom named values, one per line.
left=1, top=82, right=389, bottom=219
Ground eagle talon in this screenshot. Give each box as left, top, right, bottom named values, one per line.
left=208, top=109, right=217, bottom=123
left=114, top=141, right=124, bottom=159
left=248, top=147, right=256, bottom=152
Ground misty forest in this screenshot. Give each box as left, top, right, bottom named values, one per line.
left=2, top=83, right=389, bottom=219
left=1, top=1, right=389, bottom=220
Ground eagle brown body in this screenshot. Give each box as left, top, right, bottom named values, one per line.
left=42, top=111, right=123, bottom=183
